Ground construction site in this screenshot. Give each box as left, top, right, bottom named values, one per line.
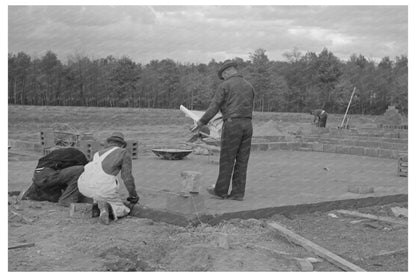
left=8, top=104, right=408, bottom=272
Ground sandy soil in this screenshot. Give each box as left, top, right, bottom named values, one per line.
left=8, top=195, right=407, bottom=271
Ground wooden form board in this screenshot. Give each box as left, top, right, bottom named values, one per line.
left=8, top=243, right=35, bottom=250
left=337, top=210, right=407, bottom=226
left=268, top=222, right=366, bottom=272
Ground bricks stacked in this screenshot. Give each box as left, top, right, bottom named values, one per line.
left=397, top=154, right=408, bottom=177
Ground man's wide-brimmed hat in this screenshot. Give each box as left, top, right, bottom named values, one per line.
left=218, top=60, right=237, bottom=80
left=106, top=132, right=127, bottom=147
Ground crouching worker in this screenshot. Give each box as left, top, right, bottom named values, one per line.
left=78, top=132, right=139, bottom=225
left=311, top=109, right=328, bottom=128
left=21, top=147, right=89, bottom=206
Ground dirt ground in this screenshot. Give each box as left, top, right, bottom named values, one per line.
left=8, top=105, right=408, bottom=271
left=8, top=196, right=407, bottom=271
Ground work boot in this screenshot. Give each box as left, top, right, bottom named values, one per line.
left=206, top=186, right=227, bottom=199
left=92, top=203, right=100, bottom=218
left=97, top=201, right=110, bottom=225
left=227, top=194, right=244, bottom=201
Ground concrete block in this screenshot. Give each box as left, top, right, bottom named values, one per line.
left=348, top=185, right=375, bottom=194
left=126, top=140, right=139, bottom=160
left=344, top=140, right=355, bottom=146
left=251, top=143, right=268, bottom=151
left=281, top=143, right=292, bottom=150
left=323, top=144, right=336, bottom=153
left=354, top=140, right=364, bottom=147
left=311, top=143, right=323, bottom=152
left=40, top=129, right=55, bottom=148
left=180, top=171, right=201, bottom=194
left=336, top=145, right=349, bottom=154
left=364, top=148, right=379, bottom=157
left=391, top=150, right=399, bottom=159
left=350, top=146, right=365, bottom=156
left=267, top=142, right=283, bottom=151
left=288, top=142, right=300, bottom=151
left=69, top=203, right=92, bottom=218
left=165, top=193, right=205, bottom=215
left=378, top=149, right=394, bottom=159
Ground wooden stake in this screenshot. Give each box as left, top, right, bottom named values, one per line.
left=268, top=222, right=365, bottom=272
left=8, top=243, right=35, bottom=250
left=340, top=87, right=356, bottom=128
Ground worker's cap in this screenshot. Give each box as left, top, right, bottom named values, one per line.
left=218, top=60, right=237, bottom=80
left=106, top=132, right=127, bottom=148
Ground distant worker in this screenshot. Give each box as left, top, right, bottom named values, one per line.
left=192, top=60, right=255, bottom=201
left=21, top=147, right=89, bottom=206
left=78, top=132, right=139, bottom=225
left=311, top=109, right=328, bottom=128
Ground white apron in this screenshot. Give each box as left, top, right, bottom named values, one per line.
left=78, top=146, right=130, bottom=218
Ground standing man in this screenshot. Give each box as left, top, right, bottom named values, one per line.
left=78, top=132, right=139, bottom=225
left=193, top=60, right=255, bottom=201
left=311, top=109, right=328, bottom=128
left=21, top=147, right=89, bottom=206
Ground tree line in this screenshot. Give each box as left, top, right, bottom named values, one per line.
left=8, top=48, right=408, bottom=115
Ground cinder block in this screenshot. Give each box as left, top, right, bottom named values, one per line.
left=40, top=129, right=55, bottom=148
left=344, top=140, right=355, bottom=146
left=165, top=193, right=205, bottom=215
left=336, top=145, right=349, bottom=154
left=323, top=144, right=336, bottom=153
left=251, top=143, right=268, bottom=151
left=268, top=142, right=283, bottom=151
left=354, top=140, right=366, bottom=147
left=277, top=143, right=289, bottom=150
left=69, top=203, right=92, bottom=218
left=288, top=142, right=300, bottom=151
left=364, top=148, right=379, bottom=157
left=126, top=140, right=138, bottom=160
left=311, top=143, right=323, bottom=152
left=348, top=185, right=375, bottom=194
left=391, top=150, right=399, bottom=159
left=378, top=149, right=394, bottom=159
left=350, top=146, right=365, bottom=156
left=301, top=143, right=313, bottom=148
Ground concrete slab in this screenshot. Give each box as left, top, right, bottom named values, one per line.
left=8, top=150, right=408, bottom=224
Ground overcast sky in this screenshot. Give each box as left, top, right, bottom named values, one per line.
left=8, top=5, right=408, bottom=64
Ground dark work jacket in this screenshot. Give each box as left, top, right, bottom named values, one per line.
left=199, top=74, right=255, bottom=125
left=312, top=109, right=328, bottom=122
left=36, top=148, right=88, bottom=170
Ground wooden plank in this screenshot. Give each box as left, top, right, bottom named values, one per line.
left=8, top=243, right=35, bottom=250
left=268, top=222, right=366, bottom=272
left=337, top=210, right=407, bottom=226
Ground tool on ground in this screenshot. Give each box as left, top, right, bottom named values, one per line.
left=340, top=87, right=356, bottom=129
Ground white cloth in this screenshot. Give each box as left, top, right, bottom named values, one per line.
left=78, top=146, right=130, bottom=218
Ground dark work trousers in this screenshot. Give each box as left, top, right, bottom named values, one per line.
left=22, top=165, right=86, bottom=206
left=214, top=118, right=253, bottom=197
left=319, top=113, right=328, bottom=127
